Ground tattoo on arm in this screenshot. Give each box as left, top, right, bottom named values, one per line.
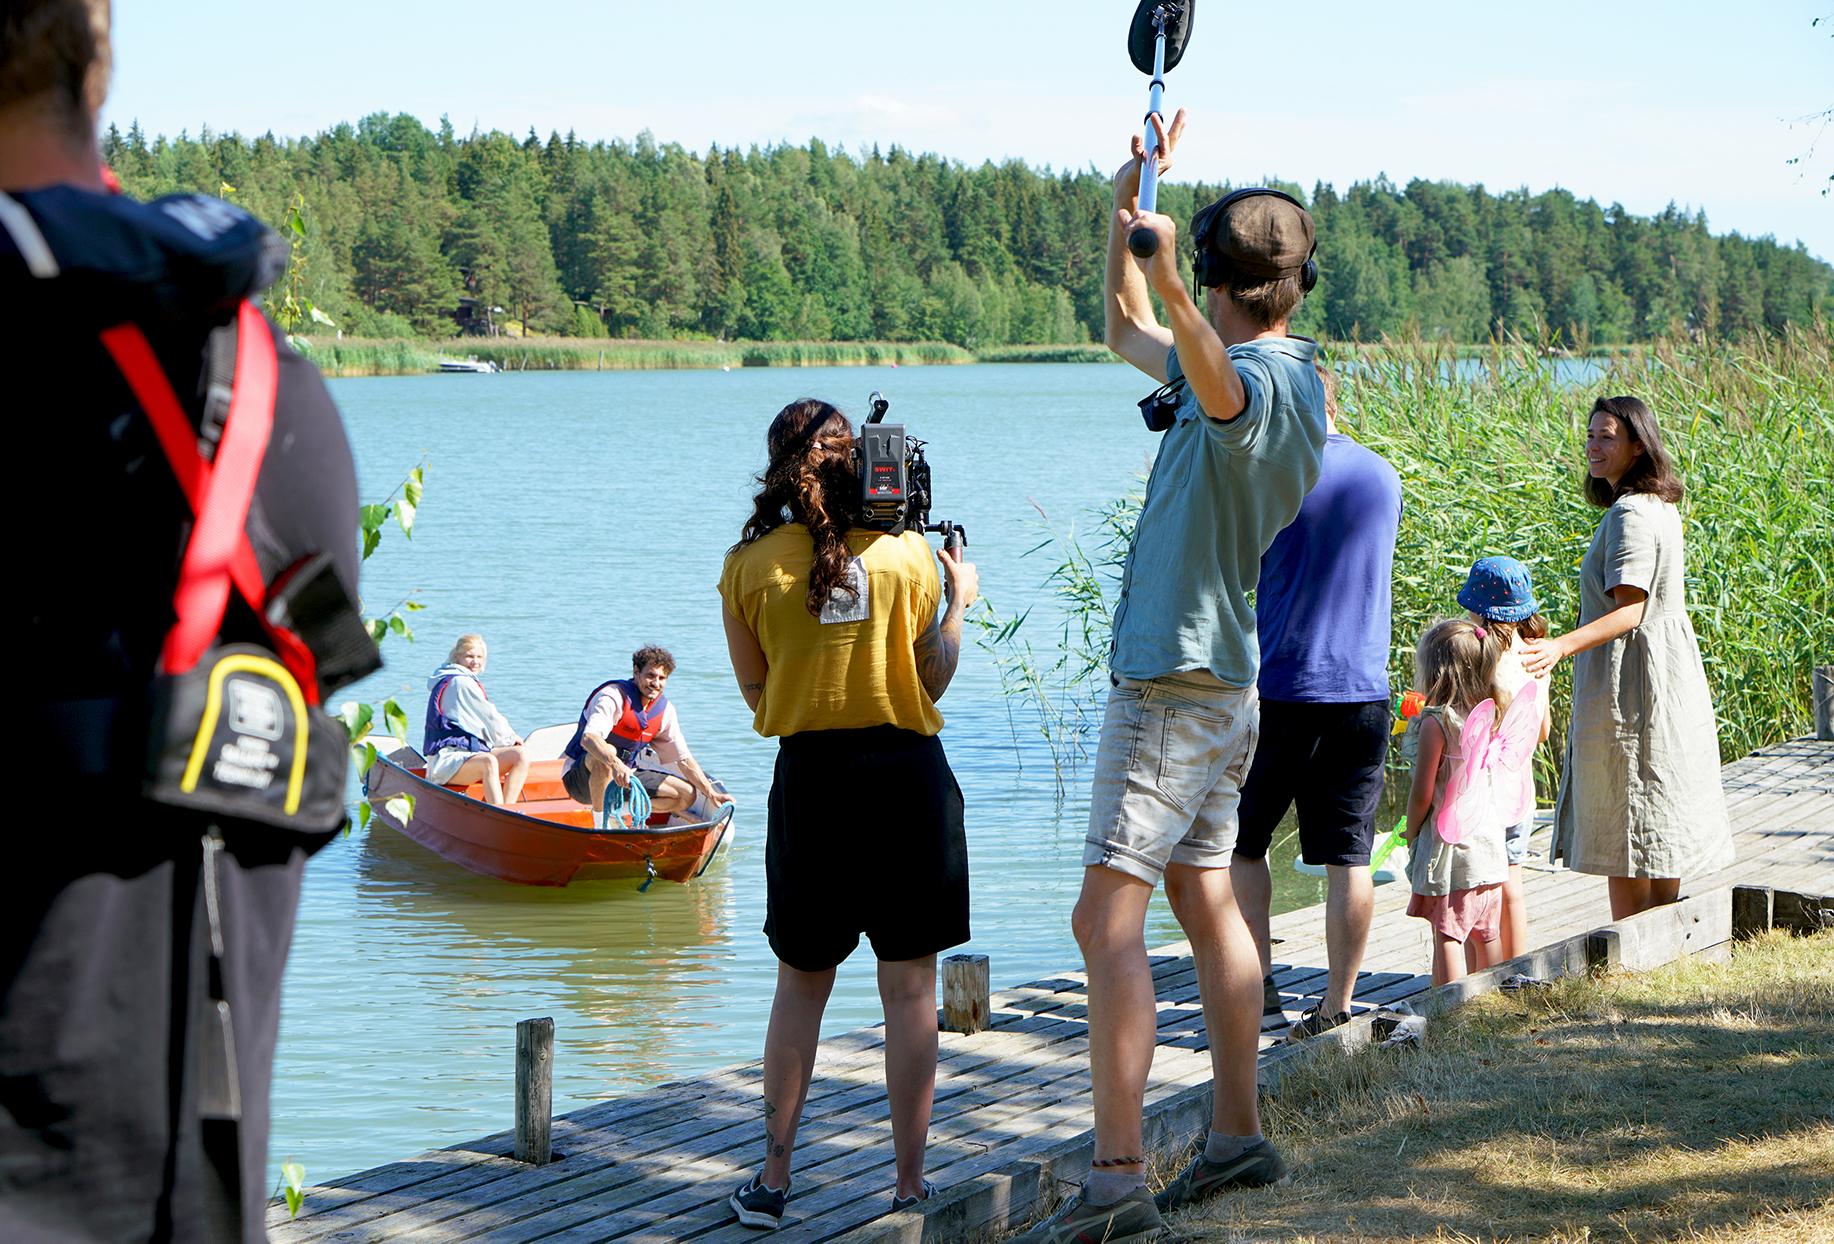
left=742, top=681, right=764, bottom=695
left=915, top=614, right=962, bottom=702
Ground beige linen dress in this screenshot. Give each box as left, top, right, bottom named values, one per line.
left=1553, top=493, right=1734, bottom=877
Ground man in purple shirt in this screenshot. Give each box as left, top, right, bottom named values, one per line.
left=1232, top=369, right=1403, bottom=1040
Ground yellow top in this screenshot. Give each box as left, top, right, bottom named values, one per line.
left=719, top=525, right=943, bottom=738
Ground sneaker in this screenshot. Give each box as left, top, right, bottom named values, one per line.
left=1284, top=1005, right=1351, bottom=1042
left=730, top=1173, right=789, bottom=1230
left=1154, top=1138, right=1288, bottom=1215
left=1262, top=974, right=1283, bottom=1017
left=1009, top=1186, right=1165, bottom=1243
left=891, top=1178, right=936, bottom=1212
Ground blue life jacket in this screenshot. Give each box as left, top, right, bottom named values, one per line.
left=423, top=674, right=490, bottom=757
left=562, top=678, right=670, bottom=766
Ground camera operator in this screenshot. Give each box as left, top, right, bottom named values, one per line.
left=2, top=3, right=363, bottom=1240
left=1014, top=112, right=1328, bottom=1242
left=717, top=398, right=977, bottom=1230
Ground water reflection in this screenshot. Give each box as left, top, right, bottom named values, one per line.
left=354, top=825, right=742, bottom=1081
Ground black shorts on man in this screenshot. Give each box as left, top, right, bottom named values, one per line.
left=1234, top=700, right=1389, bottom=867
left=765, top=725, right=969, bottom=972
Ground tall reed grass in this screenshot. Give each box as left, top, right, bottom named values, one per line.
left=295, top=337, right=976, bottom=375
left=974, top=345, right=1115, bottom=364
left=976, top=325, right=1834, bottom=795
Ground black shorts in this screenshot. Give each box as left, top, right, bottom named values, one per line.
left=765, top=725, right=969, bottom=972
left=1234, top=699, right=1389, bottom=867
left=561, top=756, right=668, bottom=806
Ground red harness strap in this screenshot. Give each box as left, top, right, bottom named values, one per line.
left=99, top=302, right=322, bottom=703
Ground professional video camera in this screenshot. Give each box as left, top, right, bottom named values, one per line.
left=854, top=391, right=966, bottom=552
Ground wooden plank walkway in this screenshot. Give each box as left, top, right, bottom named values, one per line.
left=271, top=737, right=1833, bottom=1243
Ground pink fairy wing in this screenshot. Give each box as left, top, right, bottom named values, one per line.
left=1488, top=681, right=1543, bottom=825
left=1436, top=700, right=1498, bottom=845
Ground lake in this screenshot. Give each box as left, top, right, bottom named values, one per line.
left=274, top=357, right=1525, bottom=1186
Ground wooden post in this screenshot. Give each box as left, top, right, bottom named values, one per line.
left=1732, top=886, right=1773, bottom=940
left=515, top=1017, right=554, bottom=1165
left=1815, top=665, right=1832, bottom=742
left=942, top=954, right=991, bottom=1035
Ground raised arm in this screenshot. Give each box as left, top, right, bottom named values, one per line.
left=1103, top=111, right=1184, bottom=380
left=1121, top=208, right=1249, bottom=423
left=915, top=546, right=979, bottom=703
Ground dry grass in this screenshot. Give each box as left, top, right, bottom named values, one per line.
left=1167, top=931, right=1834, bottom=1242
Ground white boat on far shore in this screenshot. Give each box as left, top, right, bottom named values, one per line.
left=438, top=357, right=500, bottom=374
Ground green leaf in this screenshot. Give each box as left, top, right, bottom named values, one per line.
left=359, top=741, right=380, bottom=774
left=382, top=698, right=409, bottom=742
left=384, top=793, right=415, bottom=825
left=404, top=467, right=424, bottom=508
left=337, top=701, right=375, bottom=742
left=361, top=525, right=381, bottom=561
left=368, top=618, right=388, bottom=643
left=388, top=613, right=414, bottom=642
left=395, top=496, right=417, bottom=538
left=359, top=503, right=389, bottom=534
left=286, top=208, right=306, bottom=238
left=357, top=800, right=373, bottom=830
left=403, top=599, right=427, bottom=612
left=281, top=1162, right=306, bottom=1218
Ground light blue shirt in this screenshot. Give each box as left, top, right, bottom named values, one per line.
left=1108, top=336, right=1328, bottom=688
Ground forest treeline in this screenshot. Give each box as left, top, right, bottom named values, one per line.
left=104, top=113, right=1832, bottom=346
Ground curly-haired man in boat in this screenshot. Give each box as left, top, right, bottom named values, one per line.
left=560, top=645, right=732, bottom=820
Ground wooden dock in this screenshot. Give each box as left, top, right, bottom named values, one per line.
left=271, top=736, right=1833, bottom=1243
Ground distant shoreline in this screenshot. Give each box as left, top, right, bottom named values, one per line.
left=297, top=336, right=1631, bottom=378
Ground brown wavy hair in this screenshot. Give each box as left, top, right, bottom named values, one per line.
left=732, top=398, right=862, bottom=616
left=1585, top=395, right=1684, bottom=508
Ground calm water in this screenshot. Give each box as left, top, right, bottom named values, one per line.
left=273, top=361, right=1369, bottom=1184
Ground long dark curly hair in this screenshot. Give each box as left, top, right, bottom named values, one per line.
left=731, top=398, right=862, bottom=616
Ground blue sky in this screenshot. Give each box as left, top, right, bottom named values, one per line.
left=107, top=1, right=1831, bottom=259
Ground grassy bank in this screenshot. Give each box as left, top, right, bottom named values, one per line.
left=1154, top=929, right=1834, bottom=1242
left=976, top=324, right=1834, bottom=788
left=295, top=336, right=981, bottom=376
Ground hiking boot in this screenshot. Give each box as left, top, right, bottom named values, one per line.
left=1284, top=1004, right=1351, bottom=1043
left=1009, top=1186, right=1165, bottom=1243
left=1153, top=1138, right=1289, bottom=1215
left=891, top=1178, right=936, bottom=1212
left=730, top=1173, right=789, bottom=1230
left=1262, top=974, right=1283, bottom=1017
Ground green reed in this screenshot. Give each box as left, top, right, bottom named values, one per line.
left=295, top=337, right=976, bottom=375
left=975, top=324, right=1834, bottom=795
left=974, top=345, right=1116, bottom=364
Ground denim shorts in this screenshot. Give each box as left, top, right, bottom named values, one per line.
left=1504, top=818, right=1534, bottom=866
left=1084, top=670, right=1259, bottom=885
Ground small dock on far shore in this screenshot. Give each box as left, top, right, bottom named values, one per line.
left=271, top=732, right=1833, bottom=1243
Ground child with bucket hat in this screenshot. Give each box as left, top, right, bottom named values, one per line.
left=1458, top=556, right=1553, bottom=961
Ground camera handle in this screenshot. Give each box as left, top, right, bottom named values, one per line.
left=926, top=520, right=967, bottom=553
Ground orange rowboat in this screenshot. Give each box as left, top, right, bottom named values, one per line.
left=361, top=724, right=735, bottom=887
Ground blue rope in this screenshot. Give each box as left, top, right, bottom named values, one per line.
left=600, top=773, right=653, bottom=830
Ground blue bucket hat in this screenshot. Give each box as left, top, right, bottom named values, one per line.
left=1458, top=556, right=1541, bottom=623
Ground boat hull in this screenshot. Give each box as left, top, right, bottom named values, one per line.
left=363, top=746, right=733, bottom=887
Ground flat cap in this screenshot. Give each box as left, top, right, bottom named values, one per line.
left=1212, top=193, right=1315, bottom=280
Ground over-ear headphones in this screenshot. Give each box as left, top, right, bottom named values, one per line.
left=1190, top=187, right=1318, bottom=294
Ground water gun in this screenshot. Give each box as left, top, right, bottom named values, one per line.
left=1370, top=819, right=1408, bottom=874
left=1392, top=689, right=1426, bottom=735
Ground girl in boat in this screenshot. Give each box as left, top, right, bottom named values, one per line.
left=423, top=633, right=529, bottom=805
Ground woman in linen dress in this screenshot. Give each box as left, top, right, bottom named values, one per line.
left=1522, top=396, right=1733, bottom=919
